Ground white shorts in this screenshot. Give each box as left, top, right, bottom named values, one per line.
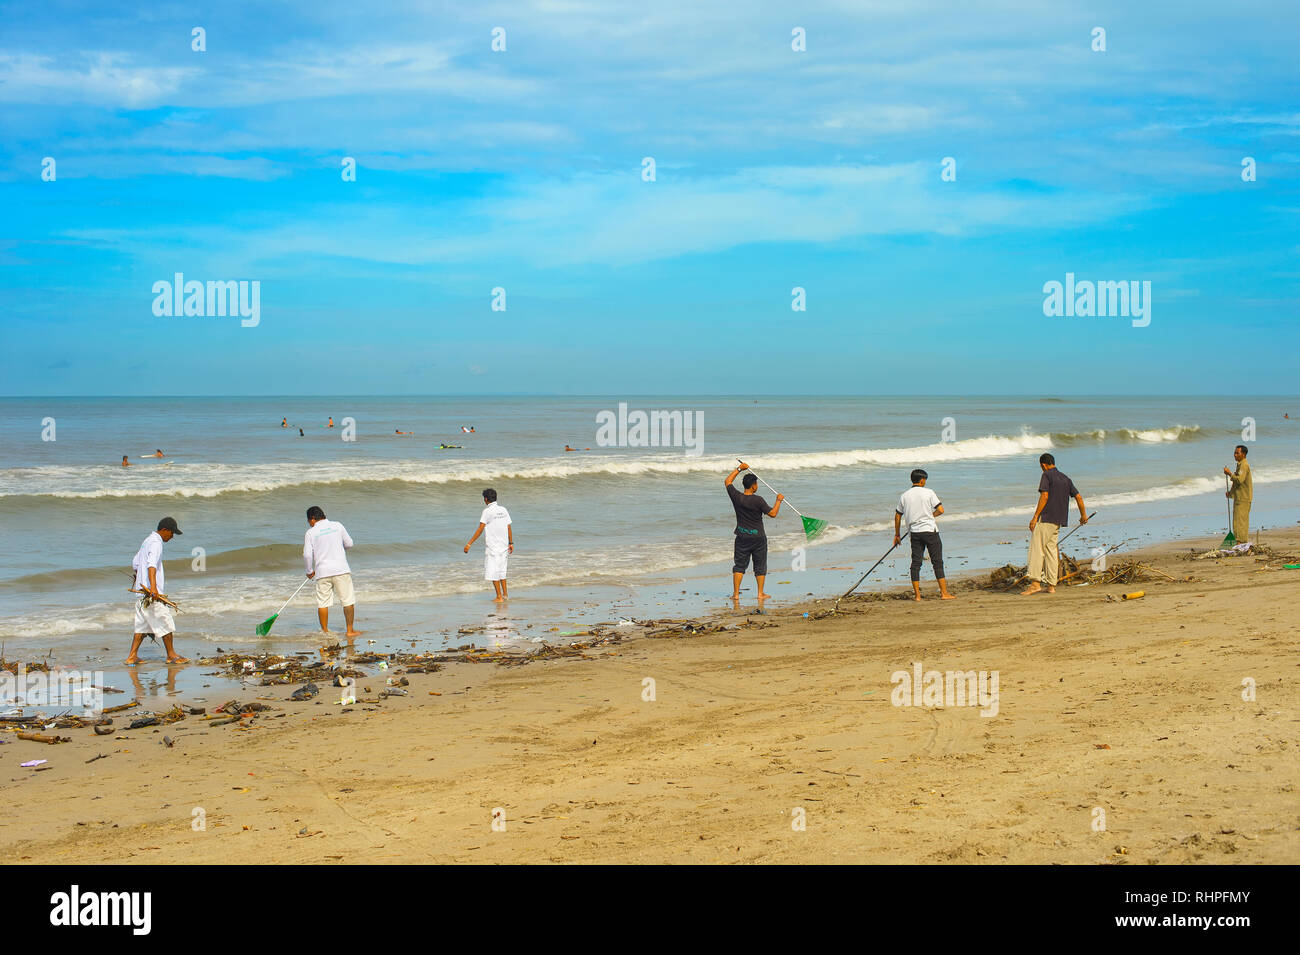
left=133, top=599, right=176, bottom=636
left=315, top=573, right=356, bottom=608
left=485, top=551, right=508, bottom=581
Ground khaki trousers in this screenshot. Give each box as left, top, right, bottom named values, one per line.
left=1232, top=499, right=1251, bottom=542
left=1028, top=521, right=1061, bottom=585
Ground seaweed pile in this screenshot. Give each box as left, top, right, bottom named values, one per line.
left=197, top=645, right=446, bottom=685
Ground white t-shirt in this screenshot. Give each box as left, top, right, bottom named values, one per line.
left=896, top=485, right=942, bottom=534
left=480, top=502, right=512, bottom=553
left=304, top=519, right=354, bottom=578
left=132, top=531, right=165, bottom=594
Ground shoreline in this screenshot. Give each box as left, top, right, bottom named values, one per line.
left=3, top=525, right=1297, bottom=863
left=4, top=518, right=1292, bottom=705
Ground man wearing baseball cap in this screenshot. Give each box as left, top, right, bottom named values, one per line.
left=124, top=517, right=188, bottom=665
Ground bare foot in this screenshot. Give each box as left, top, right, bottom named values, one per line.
left=345, top=629, right=363, bottom=638
left=318, top=628, right=336, bottom=636
left=940, top=593, right=956, bottom=600
left=1045, top=586, right=1056, bottom=594
left=913, top=594, right=922, bottom=601
left=756, top=592, right=771, bottom=600
left=166, top=655, right=189, bottom=664
left=1019, top=583, right=1043, bottom=596
left=123, top=657, right=140, bottom=666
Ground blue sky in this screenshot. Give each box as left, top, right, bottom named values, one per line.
left=2, top=0, right=1297, bottom=395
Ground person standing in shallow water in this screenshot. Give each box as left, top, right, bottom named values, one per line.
left=464, top=488, right=513, bottom=602
left=125, top=517, right=188, bottom=665
left=303, top=506, right=361, bottom=639
left=725, top=463, right=783, bottom=602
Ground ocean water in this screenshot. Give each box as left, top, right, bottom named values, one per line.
left=1, top=395, right=1298, bottom=671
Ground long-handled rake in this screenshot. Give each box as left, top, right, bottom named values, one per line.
left=738, top=459, right=828, bottom=541
left=256, top=577, right=312, bottom=636
left=1221, top=476, right=1237, bottom=547
left=812, top=531, right=910, bottom=618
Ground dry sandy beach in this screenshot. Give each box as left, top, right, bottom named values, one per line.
left=3, top=530, right=1297, bottom=865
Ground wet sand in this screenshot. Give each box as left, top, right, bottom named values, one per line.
left=2, top=530, right=1297, bottom=864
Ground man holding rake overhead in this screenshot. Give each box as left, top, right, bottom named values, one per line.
left=725, top=462, right=783, bottom=601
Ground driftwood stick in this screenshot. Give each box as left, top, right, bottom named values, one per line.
left=17, top=731, right=70, bottom=744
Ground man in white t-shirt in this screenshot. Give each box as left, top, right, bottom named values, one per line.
left=125, top=516, right=189, bottom=665
left=304, top=505, right=360, bottom=638
left=893, top=469, right=955, bottom=602
left=464, top=487, right=513, bottom=602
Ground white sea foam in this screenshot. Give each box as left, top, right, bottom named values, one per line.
left=1052, top=425, right=1202, bottom=444
left=0, top=431, right=1058, bottom=499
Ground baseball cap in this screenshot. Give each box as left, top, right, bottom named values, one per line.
left=157, top=517, right=183, bottom=535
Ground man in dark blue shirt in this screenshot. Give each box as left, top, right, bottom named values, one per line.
left=1022, top=452, right=1088, bottom=596
left=725, top=462, right=784, bottom=601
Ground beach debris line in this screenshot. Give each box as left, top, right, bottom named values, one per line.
left=738, top=459, right=829, bottom=540
left=198, top=647, right=445, bottom=686
left=980, top=553, right=1185, bottom=591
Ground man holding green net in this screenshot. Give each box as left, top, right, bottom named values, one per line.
left=725, top=462, right=784, bottom=600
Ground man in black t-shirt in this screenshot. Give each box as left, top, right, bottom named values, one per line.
left=1022, top=452, right=1088, bottom=596
left=725, top=462, right=784, bottom=601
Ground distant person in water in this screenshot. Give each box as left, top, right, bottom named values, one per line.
left=125, top=517, right=187, bottom=665
left=150, top=449, right=164, bottom=458
left=396, top=429, right=413, bottom=435
left=464, top=488, right=513, bottom=601
left=328, top=417, right=334, bottom=428
left=281, top=418, right=287, bottom=428
left=564, top=445, right=590, bottom=452
left=121, top=455, right=131, bottom=467
left=303, top=505, right=360, bottom=639
left=298, top=427, right=304, bottom=436
left=725, top=463, right=783, bottom=601
left=895, top=469, right=954, bottom=601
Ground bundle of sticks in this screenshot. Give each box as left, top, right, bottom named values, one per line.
left=124, top=571, right=181, bottom=611
left=1087, top=559, right=1180, bottom=586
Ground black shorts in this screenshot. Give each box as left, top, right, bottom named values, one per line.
left=733, top=533, right=768, bottom=575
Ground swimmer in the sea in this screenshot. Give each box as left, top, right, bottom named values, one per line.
left=121, top=455, right=131, bottom=467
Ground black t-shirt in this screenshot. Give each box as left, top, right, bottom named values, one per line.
left=728, top=483, right=770, bottom=536
left=1038, top=468, right=1080, bottom=527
